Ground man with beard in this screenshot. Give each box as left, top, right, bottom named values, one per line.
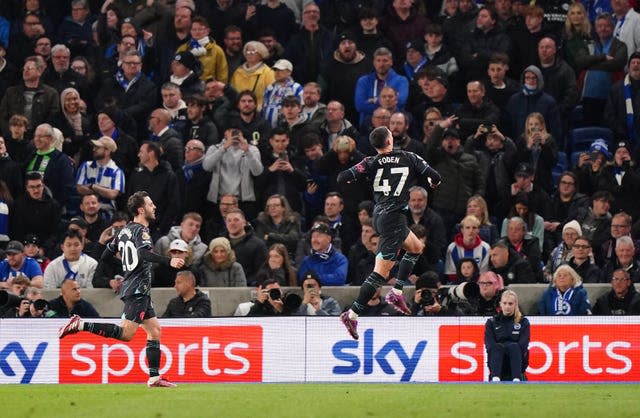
left=59, top=191, right=185, bottom=388
left=226, top=90, right=271, bottom=154
left=322, top=32, right=370, bottom=125
left=389, top=111, right=424, bottom=155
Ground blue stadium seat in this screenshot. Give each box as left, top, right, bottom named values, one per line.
left=569, top=126, right=613, bottom=154
left=552, top=151, right=567, bottom=187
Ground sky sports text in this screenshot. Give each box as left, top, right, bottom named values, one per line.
left=59, top=326, right=263, bottom=383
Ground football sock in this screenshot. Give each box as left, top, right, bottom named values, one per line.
left=84, top=322, right=124, bottom=340
left=147, top=340, right=161, bottom=377
left=351, top=272, right=386, bottom=315
left=394, top=252, right=420, bottom=291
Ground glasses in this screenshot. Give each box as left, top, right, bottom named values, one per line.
left=478, top=281, right=494, bottom=286
left=612, top=276, right=630, bottom=282
left=185, top=146, right=204, bottom=152
left=572, top=244, right=590, bottom=249
left=71, top=65, right=86, bottom=71
left=245, top=50, right=258, bottom=55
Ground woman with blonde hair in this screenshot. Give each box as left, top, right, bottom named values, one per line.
left=456, top=195, right=499, bottom=244
left=253, top=194, right=301, bottom=259
left=230, top=41, right=274, bottom=110
left=484, top=289, right=530, bottom=381
left=563, top=2, right=591, bottom=74
left=199, top=237, right=247, bottom=287
left=515, top=112, right=558, bottom=194
left=537, top=264, right=592, bottom=315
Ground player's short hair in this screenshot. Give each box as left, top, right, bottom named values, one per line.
left=369, top=126, right=391, bottom=149
left=127, top=191, right=150, bottom=217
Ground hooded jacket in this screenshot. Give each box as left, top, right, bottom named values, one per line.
left=154, top=226, right=208, bottom=267
left=505, top=65, right=562, bottom=141
left=298, top=244, right=348, bottom=286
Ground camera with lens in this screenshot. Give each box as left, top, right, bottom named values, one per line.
left=268, top=288, right=302, bottom=313
left=0, top=290, right=48, bottom=315
left=447, top=281, right=480, bottom=302
left=419, top=289, right=436, bottom=306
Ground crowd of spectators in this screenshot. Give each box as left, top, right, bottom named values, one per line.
left=0, top=0, right=640, bottom=319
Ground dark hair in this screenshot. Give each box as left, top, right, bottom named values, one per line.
left=111, top=211, right=130, bottom=224
left=480, top=6, right=498, bottom=21
left=301, top=132, right=322, bottom=149
left=0, top=180, right=13, bottom=204
left=191, top=15, right=209, bottom=28
left=282, top=95, right=301, bottom=107
left=142, top=140, right=162, bottom=159
left=592, top=190, right=613, bottom=203
left=63, top=228, right=83, bottom=242
left=358, top=200, right=374, bottom=216
left=456, top=257, right=480, bottom=283
left=491, top=240, right=510, bottom=250
left=80, top=191, right=99, bottom=203
left=270, top=127, right=289, bottom=138
left=369, top=126, right=390, bottom=149
left=416, top=271, right=440, bottom=289
left=409, top=223, right=427, bottom=239
left=224, top=25, right=242, bottom=36
left=127, top=191, right=149, bottom=216
left=236, top=90, right=257, bottom=106
left=260, top=278, right=279, bottom=289
left=325, top=191, right=343, bottom=205
left=25, top=171, right=43, bottom=182
left=489, top=52, right=510, bottom=66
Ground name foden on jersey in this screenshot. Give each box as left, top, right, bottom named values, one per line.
left=377, top=156, right=400, bottom=165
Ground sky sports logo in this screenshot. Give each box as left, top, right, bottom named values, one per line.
left=59, top=326, right=263, bottom=383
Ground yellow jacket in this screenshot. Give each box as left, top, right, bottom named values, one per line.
left=176, top=40, right=229, bottom=83
left=230, top=64, right=275, bottom=110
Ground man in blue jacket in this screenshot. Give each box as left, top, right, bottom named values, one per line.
left=354, top=47, right=408, bottom=130
left=298, top=223, right=348, bottom=286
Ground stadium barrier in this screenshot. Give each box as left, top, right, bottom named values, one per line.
left=1, top=316, right=639, bottom=384
left=36, top=284, right=617, bottom=317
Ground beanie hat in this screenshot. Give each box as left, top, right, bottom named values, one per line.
left=208, top=237, right=231, bottom=253
left=563, top=220, right=582, bottom=237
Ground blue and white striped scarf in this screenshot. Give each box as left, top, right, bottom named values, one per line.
left=623, top=74, right=636, bottom=144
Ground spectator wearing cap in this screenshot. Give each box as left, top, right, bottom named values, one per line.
left=148, top=108, right=184, bottom=173
left=355, top=47, right=409, bottom=130
left=162, top=270, right=212, bottom=318
left=403, top=39, right=428, bottom=81
left=154, top=212, right=208, bottom=269
left=295, top=272, right=341, bottom=315
left=95, top=50, right=157, bottom=141
left=22, top=233, right=50, bottom=273
left=321, top=31, right=370, bottom=125
left=544, top=219, right=583, bottom=279
left=611, top=0, right=640, bottom=60
left=284, top=3, right=334, bottom=85
left=505, top=65, right=562, bottom=142
left=297, top=222, right=348, bottom=286
left=230, top=41, right=275, bottom=111
left=576, top=12, right=627, bottom=126
left=425, top=126, right=485, bottom=234
left=76, top=136, right=125, bottom=215
left=153, top=237, right=200, bottom=287
left=168, top=51, right=205, bottom=98
left=605, top=52, right=640, bottom=143
left=262, top=59, right=304, bottom=128
left=277, top=95, right=314, bottom=152
left=378, top=0, right=429, bottom=62
left=0, top=240, right=44, bottom=289
left=498, top=161, right=553, bottom=222
left=576, top=190, right=613, bottom=253
left=44, top=229, right=97, bottom=289
left=10, top=171, right=61, bottom=256
left=595, top=140, right=640, bottom=219
left=47, top=278, right=100, bottom=318
left=574, top=139, right=610, bottom=196
left=460, top=6, right=512, bottom=82
left=181, top=95, right=219, bottom=147
left=409, top=71, right=456, bottom=130
left=85, top=106, right=138, bottom=177
left=176, top=16, right=228, bottom=83
left=199, top=236, right=247, bottom=287
left=456, top=80, right=501, bottom=140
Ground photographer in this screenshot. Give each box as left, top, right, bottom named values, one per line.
left=456, top=80, right=500, bottom=141
left=444, top=271, right=505, bottom=316
left=295, top=272, right=341, bottom=316
left=410, top=272, right=449, bottom=316
left=1, top=280, right=49, bottom=318
left=247, top=278, right=301, bottom=316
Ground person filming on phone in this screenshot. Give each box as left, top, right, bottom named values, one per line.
left=256, top=127, right=307, bottom=213
left=295, top=272, right=341, bottom=315
left=203, top=124, right=263, bottom=221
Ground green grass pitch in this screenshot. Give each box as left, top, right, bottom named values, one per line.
left=1, top=383, right=639, bottom=418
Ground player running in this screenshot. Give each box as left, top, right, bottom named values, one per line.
left=59, top=191, right=185, bottom=387
left=338, top=127, right=441, bottom=339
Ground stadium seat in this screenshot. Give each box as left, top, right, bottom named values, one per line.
left=568, top=126, right=613, bottom=154
left=552, top=151, right=567, bottom=186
